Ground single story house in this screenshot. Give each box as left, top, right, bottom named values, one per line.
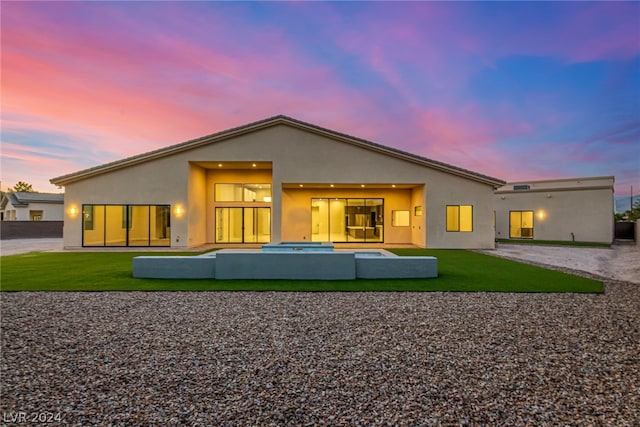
left=494, top=176, right=615, bottom=243
left=50, top=115, right=506, bottom=249
left=0, top=192, right=64, bottom=221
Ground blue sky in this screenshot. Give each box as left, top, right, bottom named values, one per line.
left=1, top=1, right=639, bottom=194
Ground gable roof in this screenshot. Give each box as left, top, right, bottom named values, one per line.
left=1, top=192, right=64, bottom=208
left=50, top=115, right=506, bottom=187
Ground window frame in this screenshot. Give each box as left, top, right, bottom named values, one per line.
left=446, top=204, right=473, bottom=232
left=82, top=204, right=171, bottom=247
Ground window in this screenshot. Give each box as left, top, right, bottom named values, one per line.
left=510, top=211, right=534, bottom=239
left=414, top=206, right=423, bottom=216
left=82, top=204, right=171, bottom=247
left=30, top=210, right=43, bottom=221
left=446, top=205, right=473, bottom=232
left=215, top=183, right=271, bottom=202
left=392, top=210, right=410, bottom=226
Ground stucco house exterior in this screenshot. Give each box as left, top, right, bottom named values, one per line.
left=494, top=176, right=615, bottom=243
left=50, top=115, right=506, bottom=249
left=0, top=192, right=64, bottom=221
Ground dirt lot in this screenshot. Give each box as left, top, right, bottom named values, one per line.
left=480, top=242, right=639, bottom=284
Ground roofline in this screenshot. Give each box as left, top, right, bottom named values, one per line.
left=495, top=176, right=615, bottom=195
left=51, top=115, right=506, bottom=187
left=502, top=176, right=615, bottom=186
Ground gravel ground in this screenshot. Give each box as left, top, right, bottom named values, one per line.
left=2, top=289, right=639, bottom=425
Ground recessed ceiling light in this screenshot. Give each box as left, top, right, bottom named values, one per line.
left=361, top=184, right=365, bottom=187
left=218, top=163, right=223, bottom=167
left=252, top=163, right=256, bottom=167
left=299, top=184, right=303, bottom=187
left=330, top=184, right=335, bottom=188
left=392, top=184, right=396, bottom=188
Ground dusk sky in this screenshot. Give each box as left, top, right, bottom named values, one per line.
left=1, top=1, right=639, bottom=195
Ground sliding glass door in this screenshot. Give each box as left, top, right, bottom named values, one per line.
left=82, top=204, right=171, bottom=247
left=510, top=210, right=534, bottom=238
left=216, top=207, right=270, bottom=243
left=311, top=198, right=383, bottom=243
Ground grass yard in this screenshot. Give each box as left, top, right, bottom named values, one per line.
left=0, top=249, right=603, bottom=293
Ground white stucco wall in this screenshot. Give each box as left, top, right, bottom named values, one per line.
left=494, top=177, right=615, bottom=243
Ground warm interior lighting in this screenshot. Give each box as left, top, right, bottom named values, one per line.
left=263, top=196, right=272, bottom=202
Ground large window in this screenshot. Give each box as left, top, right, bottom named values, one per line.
left=311, top=198, right=384, bottom=243
left=82, top=204, right=171, bottom=247
left=446, top=205, right=473, bottom=232
left=215, top=183, right=271, bottom=202
left=510, top=211, right=534, bottom=239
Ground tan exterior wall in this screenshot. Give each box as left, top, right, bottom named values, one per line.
left=58, top=123, right=499, bottom=249
left=281, top=187, right=413, bottom=244
left=495, top=177, right=615, bottom=243
left=62, top=155, right=191, bottom=248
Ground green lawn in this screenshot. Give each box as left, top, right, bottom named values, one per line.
left=0, top=249, right=602, bottom=293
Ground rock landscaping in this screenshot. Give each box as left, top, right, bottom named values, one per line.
left=1, top=284, right=638, bottom=425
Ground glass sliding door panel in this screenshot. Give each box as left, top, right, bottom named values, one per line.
left=105, top=205, right=126, bottom=246
left=244, top=208, right=256, bottom=242
left=509, top=211, right=522, bottom=238
left=329, top=199, right=346, bottom=242
left=151, top=205, right=171, bottom=246
left=215, top=207, right=243, bottom=243
left=311, top=199, right=329, bottom=242
left=215, top=208, right=228, bottom=242
left=521, top=211, right=534, bottom=238
left=256, top=208, right=271, bottom=243
left=128, top=205, right=150, bottom=246
left=83, top=205, right=105, bottom=246
left=228, top=208, right=243, bottom=243
left=345, top=199, right=363, bottom=242
left=366, top=198, right=384, bottom=242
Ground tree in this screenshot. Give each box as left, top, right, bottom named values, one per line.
left=12, top=181, right=34, bottom=192
left=628, top=198, right=640, bottom=222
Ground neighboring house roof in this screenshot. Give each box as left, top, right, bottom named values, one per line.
left=1, top=192, right=64, bottom=209
left=495, top=176, right=615, bottom=194
left=50, top=115, right=506, bottom=187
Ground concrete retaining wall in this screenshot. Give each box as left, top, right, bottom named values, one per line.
left=215, top=251, right=356, bottom=280
left=133, top=256, right=216, bottom=279
left=356, top=256, right=438, bottom=279
left=133, top=250, right=438, bottom=280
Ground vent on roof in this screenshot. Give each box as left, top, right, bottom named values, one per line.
left=513, top=184, right=530, bottom=191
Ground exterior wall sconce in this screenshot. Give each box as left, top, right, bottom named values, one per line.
left=175, top=205, right=185, bottom=217
left=68, top=206, right=78, bottom=217
left=537, top=210, right=547, bottom=220
left=547, top=194, right=552, bottom=198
